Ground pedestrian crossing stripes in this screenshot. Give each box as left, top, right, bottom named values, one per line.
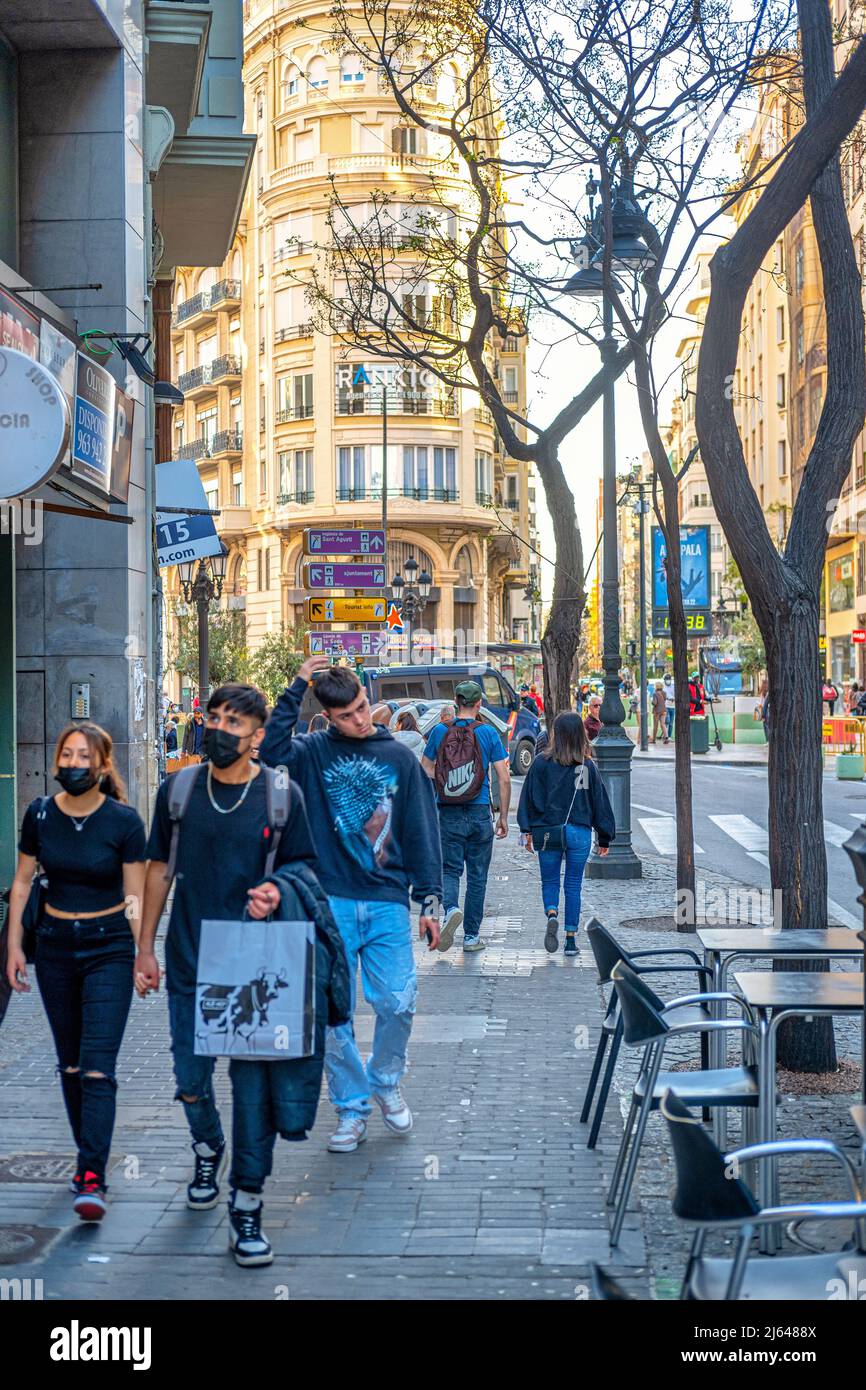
left=638, top=817, right=704, bottom=856
left=708, top=814, right=767, bottom=851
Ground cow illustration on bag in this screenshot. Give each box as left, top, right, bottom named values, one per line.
left=198, top=967, right=289, bottom=1049
left=433, top=719, right=487, bottom=803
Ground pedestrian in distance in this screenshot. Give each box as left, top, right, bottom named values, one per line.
left=583, top=695, right=602, bottom=741
left=822, top=677, right=839, bottom=717
left=516, top=713, right=614, bottom=956
left=421, top=679, right=510, bottom=955
left=688, top=671, right=705, bottom=716
left=439, top=702, right=456, bottom=726
left=136, top=683, right=342, bottom=1268
left=651, top=681, right=669, bottom=744
left=394, top=710, right=426, bottom=757
left=258, top=658, right=442, bottom=1156
left=5, top=722, right=147, bottom=1223
left=182, top=706, right=206, bottom=758
left=663, top=672, right=676, bottom=741
left=164, top=717, right=178, bottom=756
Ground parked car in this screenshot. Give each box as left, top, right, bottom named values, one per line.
left=296, top=662, right=541, bottom=773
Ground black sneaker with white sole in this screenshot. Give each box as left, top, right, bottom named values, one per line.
left=228, top=1199, right=274, bottom=1267
left=187, top=1141, right=227, bottom=1210
left=544, top=912, right=559, bottom=953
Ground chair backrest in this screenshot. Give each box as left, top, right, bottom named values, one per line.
left=589, top=1262, right=635, bottom=1301
left=586, top=917, right=633, bottom=983
left=610, top=959, right=669, bottom=1045
left=661, top=1090, right=760, bottom=1223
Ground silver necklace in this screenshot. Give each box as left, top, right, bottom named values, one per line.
left=70, top=813, right=91, bottom=832
left=206, top=763, right=256, bottom=815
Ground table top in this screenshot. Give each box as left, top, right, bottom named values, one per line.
left=733, top=970, right=865, bottom=1011
left=699, top=928, right=862, bottom=955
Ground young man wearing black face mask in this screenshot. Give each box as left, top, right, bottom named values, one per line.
left=136, top=683, right=322, bottom=1262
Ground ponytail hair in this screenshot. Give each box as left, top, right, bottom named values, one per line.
left=53, top=721, right=128, bottom=803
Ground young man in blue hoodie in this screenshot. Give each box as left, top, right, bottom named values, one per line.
left=259, top=657, right=442, bottom=1153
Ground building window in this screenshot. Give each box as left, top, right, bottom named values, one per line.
left=810, top=379, right=823, bottom=432
left=828, top=553, right=854, bottom=612
left=204, top=480, right=218, bottom=513
left=307, top=56, right=328, bottom=90
left=340, top=54, right=364, bottom=83
left=796, top=316, right=804, bottom=366
left=336, top=444, right=378, bottom=498
left=797, top=394, right=805, bottom=446
left=396, top=126, right=418, bottom=155
left=693, top=491, right=709, bottom=508
left=776, top=306, right=785, bottom=342
left=710, top=525, right=722, bottom=551
left=232, top=469, right=243, bottom=506
left=259, top=455, right=267, bottom=495
left=196, top=406, right=217, bottom=450
left=475, top=451, right=492, bottom=504
left=279, top=448, right=314, bottom=500
left=858, top=538, right=866, bottom=593
left=294, top=373, right=313, bottom=419
left=401, top=445, right=457, bottom=499
left=776, top=373, right=786, bottom=407
left=794, top=240, right=804, bottom=293
left=857, top=451, right=866, bottom=488
left=777, top=439, right=787, bottom=476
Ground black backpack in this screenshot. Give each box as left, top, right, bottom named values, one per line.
left=162, top=764, right=291, bottom=883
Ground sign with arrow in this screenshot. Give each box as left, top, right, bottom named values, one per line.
left=304, top=528, right=386, bottom=556
left=303, top=562, right=386, bottom=590
left=304, top=630, right=390, bottom=658
left=304, top=597, right=387, bottom=623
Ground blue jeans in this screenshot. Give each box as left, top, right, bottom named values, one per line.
left=537, top=824, right=593, bottom=931
left=665, top=708, right=675, bottom=739
left=438, top=804, right=495, bottom=939
left=35, top=911, right=135, bottom=1184
left=325, top=898, right=416, bottom=1118
left=168, top=991, right=225, bottom=1152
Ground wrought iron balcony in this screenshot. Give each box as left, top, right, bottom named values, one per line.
left=278, top=490, right=316, bottom=505
left=275, top=405, right=315, bottom=423
left=211, top=354, right=241, bottom=381
left=210, top=278, right=241, bottom=308
left=211, top=430, right=243, bottom=455
left=177, top=437, right=210, bottom=460
left=336, top=486, right=459, bottom=503
left=274, top=322, right=314, bottom=342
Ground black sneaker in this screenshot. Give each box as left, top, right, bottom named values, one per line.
left=229, top=1199, right=274, bottom=1267
left=564, top=933, right=579, bottom=957
left=544, top=912, right=559, bottom=953
left=187, top=1141, right=227, bottom=1211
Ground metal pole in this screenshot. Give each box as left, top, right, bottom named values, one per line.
left=196, top=568, right=209, bottom=705
left=382, top=386, right=388, bottom=549
left=638, top=483, right=649, bottom=752
left=586, top=290, right=641, bottom=879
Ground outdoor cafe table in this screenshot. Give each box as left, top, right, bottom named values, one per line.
left=733, top=970, right=865, bottom=1251
left=697, top=928, right=863, bottom=1145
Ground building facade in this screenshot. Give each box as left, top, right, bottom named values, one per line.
left=163, top=0, right=536, bottom=694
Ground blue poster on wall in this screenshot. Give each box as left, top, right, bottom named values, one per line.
left=652, top=525, right=710, bottom=610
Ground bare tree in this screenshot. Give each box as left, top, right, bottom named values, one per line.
left=696, top=0, right=866, bottom=1067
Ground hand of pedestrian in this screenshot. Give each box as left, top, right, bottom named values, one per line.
left=495, top=816, right=508, bottom=839
left=597, top=846, right=609, bottom=857
left=419, top=915, right=440, bottom=950
left=134, top=950, right=161, bottom=995
left=247, top=882, right=281, bottom=919
left=524, top=834, right=534, bottom=854
left=298, top=654, right=331, bottom=684
left=6, top=948, right=30, bottom=993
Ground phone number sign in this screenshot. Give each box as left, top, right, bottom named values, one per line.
left=70, top=353, right=115, bottom=493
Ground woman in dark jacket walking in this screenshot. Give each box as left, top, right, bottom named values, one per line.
left=517, top=713, right=615, bottom=956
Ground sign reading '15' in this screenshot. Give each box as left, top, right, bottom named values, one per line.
left=652, top=525, right=710, bottom=610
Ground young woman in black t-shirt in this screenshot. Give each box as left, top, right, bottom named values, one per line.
left=5, top=722, right=147, bottom=1223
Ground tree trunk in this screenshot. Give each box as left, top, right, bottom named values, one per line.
left=537, top=441, right=585, bottom=721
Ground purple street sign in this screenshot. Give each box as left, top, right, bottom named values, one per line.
left=304, top=562, right=387, bottom=589
left=305, top=631, right=389, bottom=657
left=304, top=528, right=386, bottom=556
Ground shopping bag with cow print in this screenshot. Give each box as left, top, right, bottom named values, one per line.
left=194, top=918, right=315, bottom=1058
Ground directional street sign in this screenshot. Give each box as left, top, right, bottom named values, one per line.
left=304, top=528, right=386, bottom=556
left=303, top=562, right=386, bottom=590
left=304, top=597, right=387, bottom=623
left=304, top=630, right=390, bottom=658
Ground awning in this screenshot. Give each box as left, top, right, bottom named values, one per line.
left=153, top=135, right=255, bottom=272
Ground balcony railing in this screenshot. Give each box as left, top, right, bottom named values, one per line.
left=476, top=491, right=493, bottom=507
left=503, top=390, right=519, bottom=404
left=212, top=354, right=241, bottom=381
left=275, top=405, right=315, bottom=423
left=269, top=152, right=459, bottom=189
left=503, top=497, right=520, bottom=510
left=274, top=240, right=314, bottom=261
left=172, top=279, right=241, bottom=326
left=275, top=322, right=313, bottom=342
left=211, top=430, right=243, bottom=454
left=335, top=392, right=457, bottom=417
left=177, top=356, right=242, bottom=394
left=336, top=486, right=459, bottom=503
left=278, top=490, right=316, bottom=505
left=177, top=438, right=211, bottom=460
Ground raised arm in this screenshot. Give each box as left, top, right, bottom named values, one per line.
left=259, top=656, right=329, bottom=770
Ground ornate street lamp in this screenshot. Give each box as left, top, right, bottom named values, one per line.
left=563, top=161, right=657, bottom=879
left=390, top=556, right=432, bottom=655
left=178, top=544, right=228, bottom=702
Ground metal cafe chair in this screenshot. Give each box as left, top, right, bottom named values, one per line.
left=607, top=960, right=760, bottom=1248
left=661, top=1089, right=866, bottom=1300
left=589, top=1262, right=636, bottom=1301
left=581, top=918, right=713, bottom=1149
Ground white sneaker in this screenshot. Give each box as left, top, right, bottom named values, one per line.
left=375, top=1086, right=414, bottom=1136
left=327, top=1115, right=368, bottom=1153
left=438, top=907, right=463, bottom=953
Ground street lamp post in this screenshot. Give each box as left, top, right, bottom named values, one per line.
left=391, top=555, right=432, bottom=660
left=565, top=163, right=656, bottom=879
left=621, top=471, right=651, bottom=751
left=178, top=545, right=228, bottom=703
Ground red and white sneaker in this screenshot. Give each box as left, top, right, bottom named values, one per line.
left=73, top=1171, right=107, bottom=1222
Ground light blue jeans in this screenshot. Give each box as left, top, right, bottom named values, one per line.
left=537, top=824, right=593, bottom=931
left=325, top=897, right=417, bottom=1117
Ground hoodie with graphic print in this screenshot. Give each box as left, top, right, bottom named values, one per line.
left=260, top=676, right=443, bottom=910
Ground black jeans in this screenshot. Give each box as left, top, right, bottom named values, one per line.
left=35, top=911, right=135, bottom=1185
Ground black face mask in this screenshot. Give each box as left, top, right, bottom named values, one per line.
left=56, top=767, right=99, bottom=797
left=202, top=727, right=248, bottom=769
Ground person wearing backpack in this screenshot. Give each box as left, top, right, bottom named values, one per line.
left=421, top=680, right=511, bottom=955
left=516, top=712, right=615, bottom=955
left=135, top=682, right=333, bottom=1267
left=258, top=658, right=442, bottom=1157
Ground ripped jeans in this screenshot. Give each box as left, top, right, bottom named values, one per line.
left=325, top=898, right=416, bottom=1118
left=35, top=912, right=135, bottom=1186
